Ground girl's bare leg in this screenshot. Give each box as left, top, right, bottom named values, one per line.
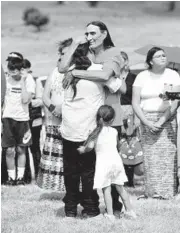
left=115, top=185, right=132, bottom=211
left=102, top=185, right=113, bottom=215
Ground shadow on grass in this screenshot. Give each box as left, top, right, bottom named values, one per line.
left=56, top=206, right=66, bottom=217
left=39, top=191, right=65, bottom=201
left=56, top=205, right=85, bottom=218
left=126, top=185, right=145, bottom=197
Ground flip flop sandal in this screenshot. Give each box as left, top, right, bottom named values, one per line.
left=152, top=194, right=166, bottom=200
left=137, top=194, right=148, bottom=200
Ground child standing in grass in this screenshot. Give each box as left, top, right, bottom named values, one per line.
left=78, top=105, right=136, bottom=221
left=2, top=52, right=35, bottom=185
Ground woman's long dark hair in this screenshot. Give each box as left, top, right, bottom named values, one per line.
left=146, top=47, right=165, bottom=69
left=70, top=42, right=91, bottom=99
left=86, top=21, right=115, bottom=50
left=83, top=105, right=115, bottom=148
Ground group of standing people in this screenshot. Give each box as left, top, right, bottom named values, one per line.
left=1, top=20, right=180, bottom=221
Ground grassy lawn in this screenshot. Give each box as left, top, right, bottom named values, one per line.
left=1, top=183, right=180, bottom=233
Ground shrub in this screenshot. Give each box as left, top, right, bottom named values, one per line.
left=23, top=8, right=49, bottom=32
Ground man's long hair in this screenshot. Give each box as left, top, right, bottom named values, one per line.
left=87, top=21, right=115, bottom=50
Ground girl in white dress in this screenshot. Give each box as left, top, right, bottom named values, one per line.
left=78, top=105, right=136, bottom=220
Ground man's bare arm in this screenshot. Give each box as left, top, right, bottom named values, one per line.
left=71, top=68, right=114, bottom=81
left=58, top=36, right=87, bottom=73
left=58, top=42, right=79, bottom=73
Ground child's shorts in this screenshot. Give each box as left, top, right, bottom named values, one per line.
left=2, top=118, right=32, bottom=148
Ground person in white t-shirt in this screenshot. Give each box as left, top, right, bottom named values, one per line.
left=2, top=53, right=35, bottom=185
left=132, top=46, right=180, bottom=199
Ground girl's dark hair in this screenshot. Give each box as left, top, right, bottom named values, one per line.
left=70, top=42, right=91, bottom=99
left=83, top=105, right=115, bottom=147
left=6, top=52, right=23, bottom=61
left=23, top=59, right=31, bottom=69
left=7, top=58, right=24, bottom=71
left=86, top=21, right=115, bottom=49
left=146, top=47, right=165, bottom=70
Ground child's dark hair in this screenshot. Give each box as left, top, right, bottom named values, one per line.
left=7, top=58, right=24, bottom=71
left=83, top=105, right=115, bottom=147
left=6, top=52, right=23, bottom=62
left=6, top=52, right=24, bottom=71
left=70, top=42, right=91, bottom=99
left=23, top=59, right=31, bottom=69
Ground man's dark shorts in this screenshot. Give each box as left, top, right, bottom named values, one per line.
left=2, top=118, right=32, bottom=148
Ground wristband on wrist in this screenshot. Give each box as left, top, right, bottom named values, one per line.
left=48, top=104, right=55, bottom=112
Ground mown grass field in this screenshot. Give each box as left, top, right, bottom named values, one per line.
left=1, top=1, right=180, bottom=233
left=1, top=183, right=180, bottom=233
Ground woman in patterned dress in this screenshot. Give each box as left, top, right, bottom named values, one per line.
left=36, top=67, right=64, bottom=191
left=36, top=38, right=72, bottom=191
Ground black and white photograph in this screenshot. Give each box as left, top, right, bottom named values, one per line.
left=1, top=1, right=180, bottom=233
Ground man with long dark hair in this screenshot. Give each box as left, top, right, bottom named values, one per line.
left=59, top=21, right=126, bottom=218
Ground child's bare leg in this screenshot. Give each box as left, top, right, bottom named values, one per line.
left=16, top=146, right=26, bottom=179
left=17, top=146, right=26, bottom=167
left=6, top=147, right=16, bottom=180
left=102, top=186, right=113, bottom=215
left=6, top=147, right=16, bottom=170
left=115, top=185, right=132, bottom=211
